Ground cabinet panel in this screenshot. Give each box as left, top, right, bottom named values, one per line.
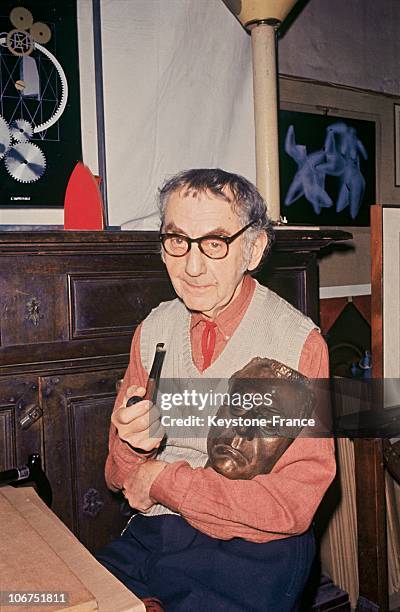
left=258, top=251, right=319, bottom=322
left=40, top=368, right=127, bottom=552
left=0, top=406, right=14, bottom=469
left=0, top=377, right=43, bottom=471
left=69, top=271, right=175, bottom=339
left=0, top=273, right=68, bottom=348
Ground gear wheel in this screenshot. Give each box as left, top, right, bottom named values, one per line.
left=32, top=42, right=68, bottom=133
left=10, top=118, right=33, bottom=143
left=6, top=28, right=34, bottom=56
left=30, top=22, right=51, bottom=45
left=4, top=142, right=46, bottom=183
left=0, top=35, right=68, bottom=133
left=0, top=115, right=11, bottom=159
left=10, top=7, right=34, bottom=30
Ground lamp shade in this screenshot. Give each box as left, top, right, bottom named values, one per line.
left=222, top=0, right=299, bottom=29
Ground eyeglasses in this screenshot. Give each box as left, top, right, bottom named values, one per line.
left=160, top=221, right=256, bottom=260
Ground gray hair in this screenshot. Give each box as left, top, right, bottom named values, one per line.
left=158, top=168, right=275, bottom=265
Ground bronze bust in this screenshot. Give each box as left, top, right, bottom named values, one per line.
left=207, top=357, right=315, bottom=480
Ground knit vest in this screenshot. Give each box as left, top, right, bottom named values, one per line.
left=140, top=280, right=316, bottom=516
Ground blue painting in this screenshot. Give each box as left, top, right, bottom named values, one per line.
left=279, top=110, right=375, bottom=226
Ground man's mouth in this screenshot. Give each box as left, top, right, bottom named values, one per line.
left=183, top=280, right=214, bottom=291
left=212, top=444, right=248, bottom=467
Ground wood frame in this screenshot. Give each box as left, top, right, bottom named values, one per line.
left=395, top=104, right=400, bottom=187
left=354, top=204, right=388, bottom=611
left=279, top=108, right=376, bottom=227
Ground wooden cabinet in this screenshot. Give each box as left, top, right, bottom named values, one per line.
left=0, top=230, right=176, bottom=551
left=0, top=228, right=349, bottom=552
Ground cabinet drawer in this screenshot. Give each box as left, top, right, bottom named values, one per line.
left=69, top=271, right=175, bottom=338
left=0, top=273, right=68, bottom=348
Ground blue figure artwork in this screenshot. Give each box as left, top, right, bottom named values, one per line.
left=283, top=120, right=369, bottom=220
left=284, top=125, right=333, bottom=215
left=326, top=122, right=368, bottom=219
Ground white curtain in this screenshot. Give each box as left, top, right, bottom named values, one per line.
left=100, top=0, right=256, bottom=227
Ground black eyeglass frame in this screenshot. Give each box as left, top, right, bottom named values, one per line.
left=159, top=220, right=256, bottom=260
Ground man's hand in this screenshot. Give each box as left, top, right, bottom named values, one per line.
left=122, top=460, right=168, bottom=512
left=111, top=385, right=165, bottom=452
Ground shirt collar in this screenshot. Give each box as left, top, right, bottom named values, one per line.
left=190, top=275, right=255, bottom=339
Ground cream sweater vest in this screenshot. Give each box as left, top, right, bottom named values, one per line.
left=140, top=280, right=316, bottom=516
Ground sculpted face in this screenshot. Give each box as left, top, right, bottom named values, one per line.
left=207, top=357, right=314, bottom=480
left=162, top=188, right=267, bottom=319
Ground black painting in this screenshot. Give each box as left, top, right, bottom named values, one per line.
left=279, top=110, right=376, bottom=226
left=0, top=0, right=82, bottom=207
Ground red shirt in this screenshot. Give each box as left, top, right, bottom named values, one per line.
left=105, top=276, right=335, bottom=542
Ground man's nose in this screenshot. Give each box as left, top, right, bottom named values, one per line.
left=184, top=244, right=207, bottom=276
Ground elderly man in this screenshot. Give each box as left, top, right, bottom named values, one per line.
left=97, top=169, right=335, bottom=611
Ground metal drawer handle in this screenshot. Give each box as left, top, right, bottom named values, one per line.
left=82, top=488, right=104, bottom=517
left=19, top=404, right=43, bottom=430
left=25, top=297, right=44, bottom=326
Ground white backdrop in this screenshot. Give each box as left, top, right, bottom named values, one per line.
left=101, top=0, right=255, bottom=227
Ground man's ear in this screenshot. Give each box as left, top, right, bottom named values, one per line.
left=247, top=232, right=268, bottom=271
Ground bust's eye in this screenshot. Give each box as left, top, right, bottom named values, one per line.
left=229, top=404, right=246, bottom=417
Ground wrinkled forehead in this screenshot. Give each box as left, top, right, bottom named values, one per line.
left=179, top=183, right=235, bottom=202
left=228, top=361, right=311, bottom=404
left=163, top=184, right=244, bottom=232
left=231, top=357, right=305, bottom=381
left=165, top=184, right=241, bottom=213
left=229, top=376, right=307, bottom=396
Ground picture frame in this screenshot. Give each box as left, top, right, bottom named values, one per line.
left=0, top=0, right=82, bottom=208
left=279, top=108, right=376, bottom=227
left=394, top=104, right=400, bottom=187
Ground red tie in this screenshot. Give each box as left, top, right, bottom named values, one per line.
left=201, top=320, right=217, bottom=370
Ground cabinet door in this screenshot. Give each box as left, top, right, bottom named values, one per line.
left=257, top=250, right=319, bottom=323
left=0, top=376, right=42, bottom=471
left=40, top=368, right=127, bottom=552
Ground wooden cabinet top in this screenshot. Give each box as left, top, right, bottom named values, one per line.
left=0, top=228, right=351, bottom=254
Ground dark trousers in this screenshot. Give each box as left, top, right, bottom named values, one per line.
left=95, top=514, right=315, bottom=612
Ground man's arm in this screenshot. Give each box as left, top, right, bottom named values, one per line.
left=146, top=329, right=335, bottom=542
left=149, top=438, right=334, bottom=542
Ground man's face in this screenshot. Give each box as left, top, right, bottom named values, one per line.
left=207, top=402, right=293, bottom=480
left=162, top=188, right=266, bottom=319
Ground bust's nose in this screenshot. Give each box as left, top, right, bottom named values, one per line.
left=233, top=407, right=256, bottom=441
left=232, top=425, right=255, bottom=444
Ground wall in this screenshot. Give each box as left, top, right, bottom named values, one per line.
left=1, top=0, right=399, bottom=245
left=279, top=0, right=400, bottom=96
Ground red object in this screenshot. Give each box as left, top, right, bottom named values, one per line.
left=201, top=320, right=217, bottom=370
left=64, top=162, right=104, bottom=230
